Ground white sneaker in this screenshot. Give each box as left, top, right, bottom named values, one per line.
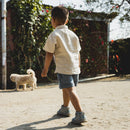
left=57, top=105, right=70, bottom=117
left=72, top=112, right=87, bottom=124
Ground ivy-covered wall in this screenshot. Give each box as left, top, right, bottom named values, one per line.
left=70, top=19, right=107, bottom=78
left=0, top=0, right=109, bottom=88
left=109, top=38, right=130, bottom=75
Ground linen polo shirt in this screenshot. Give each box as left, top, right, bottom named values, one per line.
left=43, top=25, right=81, bottom=75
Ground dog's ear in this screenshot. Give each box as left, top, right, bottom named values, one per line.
left=10, top=75, right=15, bottom=82
left=10, top=75, right=12, bottom=80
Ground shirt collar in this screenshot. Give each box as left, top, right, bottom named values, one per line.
left=55, top=25, right=68, bottom=30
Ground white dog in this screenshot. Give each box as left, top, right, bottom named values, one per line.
left=10, top=69, right=37, bottom=91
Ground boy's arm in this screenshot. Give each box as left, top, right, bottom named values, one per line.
left=41, top=52, right=53, bottom=77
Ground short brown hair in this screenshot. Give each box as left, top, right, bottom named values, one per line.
left=51, top=6, right=69, bottom=24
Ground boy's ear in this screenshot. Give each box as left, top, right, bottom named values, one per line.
left=52, top=17, right=55, bottom=21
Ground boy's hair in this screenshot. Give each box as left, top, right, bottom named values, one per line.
left=51, top=6, right=69, bottom=24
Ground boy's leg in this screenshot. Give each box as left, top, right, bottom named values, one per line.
left=62, top=88, right=70, bottom=107
left=57, top=87, right=81, bottom=117
left=64, top=87, right=87, bottom=123
left=65, top=87, right=82, bottom=112
left=57, top=89, right=70, bottom=117
left=57, top=73, right=86, bottom=122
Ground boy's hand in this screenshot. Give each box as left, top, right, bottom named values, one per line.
left=41, top=69, right=48, bottom=77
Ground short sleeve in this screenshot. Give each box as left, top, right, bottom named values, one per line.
left=43, top=32, right=56, bottom=53
left=73, top=34, right=81, bottom=52
left=78, top=38, right=81, bottom=51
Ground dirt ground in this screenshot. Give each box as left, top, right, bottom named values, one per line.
left=0, top=75, right=130, bottom=130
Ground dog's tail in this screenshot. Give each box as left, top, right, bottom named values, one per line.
left=27, top=69, right=35, bottom=76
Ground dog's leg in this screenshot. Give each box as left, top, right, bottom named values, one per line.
left=31, top=83, right=34, bottom=91
left=35, top=82, right=37, bottom=89
left=16, top=83, right=19, bottom=91
left=23, top=84, right=26, bottom=90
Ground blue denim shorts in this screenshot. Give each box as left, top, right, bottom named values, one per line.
left=57, top=73, right=79, bottom=89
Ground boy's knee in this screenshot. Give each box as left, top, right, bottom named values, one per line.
left=66, top=87, right=76, bottom=94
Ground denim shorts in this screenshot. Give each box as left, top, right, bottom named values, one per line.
left=57, top=73, right=79, bottom=89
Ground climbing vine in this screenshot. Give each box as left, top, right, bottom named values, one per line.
left=7, top=0, right=114, bottom=83
left=8, top=0, right=53, bottom=74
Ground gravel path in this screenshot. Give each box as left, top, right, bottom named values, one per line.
left=0, top=76, right=130, bottom=130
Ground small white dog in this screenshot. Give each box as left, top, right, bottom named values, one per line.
left=10, top=69, right=37, bottom=91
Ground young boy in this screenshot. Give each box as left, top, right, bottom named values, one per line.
left=41, top=6, right=87, bottom=124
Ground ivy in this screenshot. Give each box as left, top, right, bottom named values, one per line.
left=68, top=10, right=108, bottom=77
left=8, top=0, right=53, bottom=74
left=109, top=38, right=130, bottom=75
left=8, top=1, right=108, bottom=82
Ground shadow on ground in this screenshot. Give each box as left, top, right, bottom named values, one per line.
left=7, top=114, right=85, bottom=130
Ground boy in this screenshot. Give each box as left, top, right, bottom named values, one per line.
left=41, top=6, right=87, bottom=124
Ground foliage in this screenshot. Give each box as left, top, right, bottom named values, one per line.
left=85, top=0, right=130, bottom=22
left=8, top=1, right=108, bottom=83
left=68, top=9, right=108, bottom=77
left=109, top=38, right=130, bottom=75
left=8, top=0, right=53, bottom=75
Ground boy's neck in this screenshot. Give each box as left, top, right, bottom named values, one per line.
left=55, top=24, right=65, bottom=28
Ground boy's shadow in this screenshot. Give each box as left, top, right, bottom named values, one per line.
left=7, top=114, right=84, bottom=130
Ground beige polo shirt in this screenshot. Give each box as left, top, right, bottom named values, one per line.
left=43, top=25, right=81, bottom=75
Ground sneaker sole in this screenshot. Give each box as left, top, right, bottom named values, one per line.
left=71, top=120, right=87, bottom=125
left=57, top=113, right=70, bottom=117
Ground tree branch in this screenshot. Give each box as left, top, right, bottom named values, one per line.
left=118, top=0, right=125, bottom=7
left=118, top=0, right=130, bottom=7
left=126, top=0, right=130, bottom=4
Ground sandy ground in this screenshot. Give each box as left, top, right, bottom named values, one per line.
left=0, top=76, right=130, bottom=130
